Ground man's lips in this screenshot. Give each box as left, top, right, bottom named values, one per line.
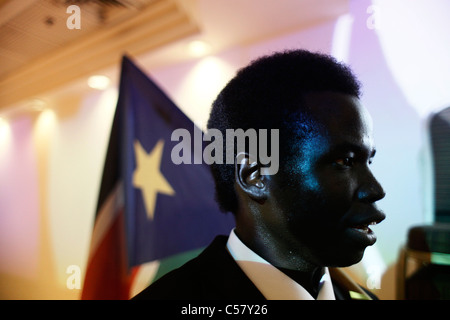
left=344, top=209, right=386, bottom=246
left=351, top=220, right=380, bottom=233
left=346, top=207, right=386, bottom=230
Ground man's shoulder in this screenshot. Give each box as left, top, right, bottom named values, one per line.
left=132, top=235, right=264, bottom=300
left=132, top=236, right=227, bottom=299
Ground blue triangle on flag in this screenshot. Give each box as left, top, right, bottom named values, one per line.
left=115, top=55, right=235, bottom=267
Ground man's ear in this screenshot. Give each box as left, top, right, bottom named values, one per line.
left=235, top=153, right=268, bottom=204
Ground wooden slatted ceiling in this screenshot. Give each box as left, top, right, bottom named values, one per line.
left=0, top=0, right=199, bottom=108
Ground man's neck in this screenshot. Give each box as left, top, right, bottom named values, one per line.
left=234, top=226, right=319, bottom=272
left=276, top=266, right=325, bottom=299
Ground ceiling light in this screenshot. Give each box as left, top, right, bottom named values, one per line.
left=188, top=40, right=211, bottom=57
left=0, top=117, right=10, bottom=139
left=88, top=75, right=111, bottom=90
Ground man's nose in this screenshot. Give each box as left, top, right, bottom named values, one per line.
left=356, top=169, right=386, bottom=203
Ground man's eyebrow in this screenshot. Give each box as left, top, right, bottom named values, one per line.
left=329, top=142, right=377, bottom=157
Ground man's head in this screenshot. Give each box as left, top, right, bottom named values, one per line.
left=207, top=49, right=385, bottom=269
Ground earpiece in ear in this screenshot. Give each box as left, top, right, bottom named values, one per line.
left=247, top=169, right=264, bottom=188
left=236, top=153, right=268, bottom=203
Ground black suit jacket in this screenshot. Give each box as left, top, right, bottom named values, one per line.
left=133, top=236, right=375, bottom=300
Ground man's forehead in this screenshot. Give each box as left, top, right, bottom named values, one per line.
left=301, top=92, right=372, bottom=134
left=288, top=91, right=376, bottom=154
left=302, top=91, right=363, bottom=117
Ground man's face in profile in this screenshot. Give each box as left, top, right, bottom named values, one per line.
left=267, top=91, right=386, bottom=268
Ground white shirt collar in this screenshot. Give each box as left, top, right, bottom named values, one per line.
left=226, top=229, right=336, bottom=300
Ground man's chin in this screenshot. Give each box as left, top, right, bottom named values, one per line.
left=323, top=247, right=367, bottom=268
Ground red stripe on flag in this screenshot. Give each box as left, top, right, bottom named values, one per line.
left=81, top=206, right=137, bottom=299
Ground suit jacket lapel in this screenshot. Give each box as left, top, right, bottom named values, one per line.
left=196, top=236, right=265, bottom=299
left=329, top=268, right=372, bottom=300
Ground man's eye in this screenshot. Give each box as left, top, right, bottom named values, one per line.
left=335, top=157, right=354, bottom=167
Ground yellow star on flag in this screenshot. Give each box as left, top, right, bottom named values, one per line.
left=132, top=139, right=175, bottom=220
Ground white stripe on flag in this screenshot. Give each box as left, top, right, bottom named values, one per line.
left=87, top=182, right=124, bottom=262
left=129, top=260, right=160, bottom=298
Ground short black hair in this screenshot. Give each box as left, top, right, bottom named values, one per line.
left=207, top=49, right=361, bottom=214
